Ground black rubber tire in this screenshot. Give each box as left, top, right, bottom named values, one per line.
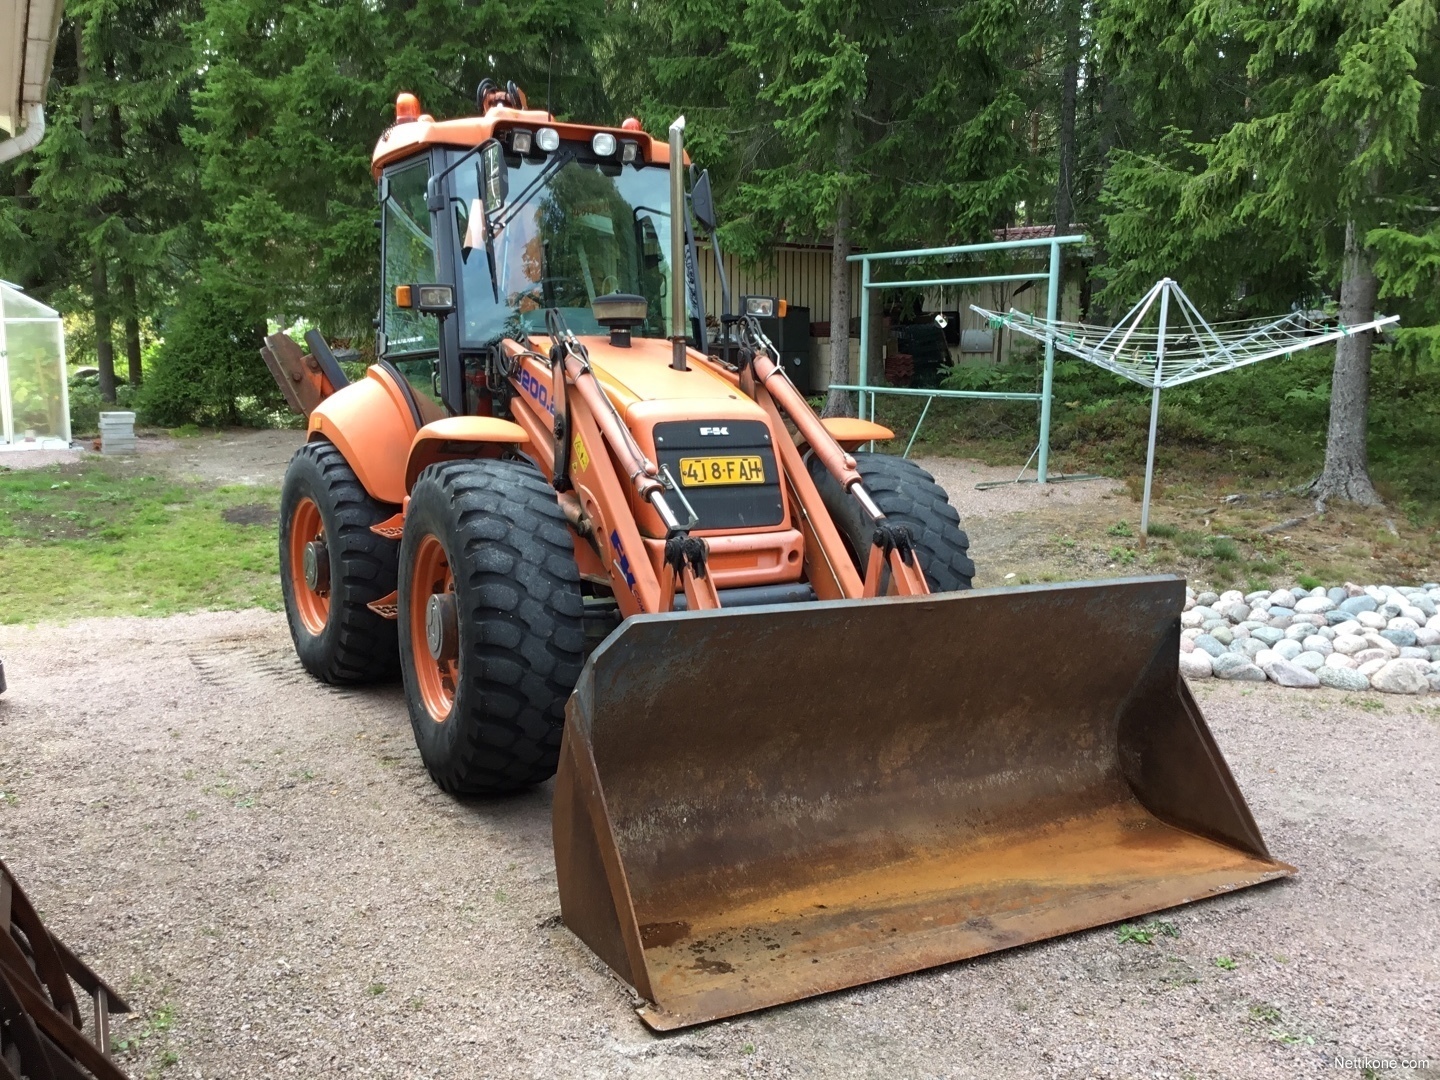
left=398, top=459, right=586, bottom=795
left=279, top=441, right=401, bottom=683
left=807, top=451, right=976, bottom=592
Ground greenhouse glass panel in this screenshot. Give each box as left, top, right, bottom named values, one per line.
left=0, top=280, right=71, bottom=449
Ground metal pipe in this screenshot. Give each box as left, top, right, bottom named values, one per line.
left=671, top=582, right=816, bottom=610
left=1141, top=284, right=1170, bottom=536
left=0, top=104, right=46, bottom=164
left=903, top=394, right=935, bottom=458
left=846, top=234, right=1087, bottom=263
left=1037, top=239, right=1061, bottom=484
left=827, top=384, right=1042, bottom=402
left=867, top=272, right=1048, bottom=289
left=668, top=117, right=688, bottom=371
left=857, top=257, right=870, bottom=420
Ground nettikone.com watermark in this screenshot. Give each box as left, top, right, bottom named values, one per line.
left=1331, top=1054, right=1432, bottom=1071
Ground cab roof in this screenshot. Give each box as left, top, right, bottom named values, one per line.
left=371, top=104, right=673, bottom=178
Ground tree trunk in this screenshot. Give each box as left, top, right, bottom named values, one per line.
left=823, top=124, right=855, bottom=418
left=122, top=272, right=143, bottom=387
left=1054, top=0, right=1081, bottom=232
left=1311, top=219, right=1381, bottom=507
left=75, top=20, right=116, bottom=403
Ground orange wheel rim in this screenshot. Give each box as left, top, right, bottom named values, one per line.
left=289, top=497, right=329, bottom=636
left=410, top=533, right=459, bottom=722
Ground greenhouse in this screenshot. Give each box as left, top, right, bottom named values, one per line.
left=0, top=279, right=70, bottom=450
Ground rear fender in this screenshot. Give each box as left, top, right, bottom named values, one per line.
left=404, top=417, right=530, bottom=490
left=307, top=366, right=418, bottom=505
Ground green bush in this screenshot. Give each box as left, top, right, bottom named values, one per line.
left=136, top=288, right=282, bottom=427
left=68, top=378, right=138, bottom=435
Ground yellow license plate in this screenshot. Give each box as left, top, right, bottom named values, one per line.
left=677, top=455, right=766, bottom=487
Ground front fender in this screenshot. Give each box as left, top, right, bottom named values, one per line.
left=404, top=416, right=530, bottom=490
left=307, top=367, right=417, bottom=505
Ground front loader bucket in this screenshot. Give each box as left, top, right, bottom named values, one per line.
left=553, top=576, right=1293, bottom=1030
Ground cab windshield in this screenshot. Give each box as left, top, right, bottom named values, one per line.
left=452, top=147, right=680, bottom=345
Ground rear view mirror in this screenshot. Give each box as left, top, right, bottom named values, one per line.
left=481, top=142, right=507, bottom=213
left=689, top=169, right=717, bottom=231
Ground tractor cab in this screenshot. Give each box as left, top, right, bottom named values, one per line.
left=371, top=84, right=688, bottom=416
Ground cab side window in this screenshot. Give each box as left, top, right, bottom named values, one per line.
left=381, top=159, right=445, bottom=419
left=382, top=160, right=439, bottom=358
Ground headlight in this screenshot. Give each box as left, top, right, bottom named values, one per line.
left=743, top=296, right=776, bottom=318
left=510, top=128, right=533, bottom=154
left=591, top=132, right=617, bottom=156
left=620, top=139, right=640, bottom=164
left=535, top=127, right=560, bottom=152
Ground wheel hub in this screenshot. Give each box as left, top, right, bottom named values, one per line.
left=426, top=592, right=458, bottom=662
left=303, top=541, right=330, bottom=593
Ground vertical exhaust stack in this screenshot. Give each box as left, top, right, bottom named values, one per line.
left=553, top=575, right=1294, bottom=1030
left=668, top=116, right=689, bottom=371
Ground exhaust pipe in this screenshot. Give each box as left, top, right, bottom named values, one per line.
left=668, top=116, right=688, bottom=372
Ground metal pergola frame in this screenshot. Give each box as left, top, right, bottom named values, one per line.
left=833, top=234, right=1087, bottom=483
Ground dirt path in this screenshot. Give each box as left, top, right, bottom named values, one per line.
left=1, top=612, right=1436, bottom=1078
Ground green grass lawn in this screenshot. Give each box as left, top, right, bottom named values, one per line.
left=0, top=462, right=281, bottom=624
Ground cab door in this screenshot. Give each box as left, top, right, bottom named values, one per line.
left=379, top=156, right=447, bottom=422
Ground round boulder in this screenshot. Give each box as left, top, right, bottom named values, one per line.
left=1318, top=666, right=1369, bottom=691
left=1371, top=659, right=1430, bottom=695
left=1212, top=653, right=1266, bottom=682
left=1179, top=651, right=1213, bottom=679
left=1265, top=659, right=1320, bottom=688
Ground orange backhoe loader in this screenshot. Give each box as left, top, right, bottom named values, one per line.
left=262, top=80, right=1292, bottom=1030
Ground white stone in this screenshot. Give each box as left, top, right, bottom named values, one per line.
left=1416, top=628, right=1440, bottom=647
left=1400, top=605, right=1427, bottom=623
left=1294, top=595, right=1334, bottom=614
left=1274, top=639, right=1303, bottom=661
left=1325, top=653, right=1358, bottom=670
left=1357, top=611, right=1388, bottom=630
left=1269, top=590, right=1297, bottom=608
left=1179, top=651, right=1213, bottom=679
left=1293, top=651, right=1326, bottom=671
left=1302, top=635, right=1333, bottom=656
left=1358, top=658, right=1388, bottom=678
left=1363, top=634, right=1402, bottom=658
left=1371, top=659, right=1430, bottom=695
left=1254, top=649, right=1279, bottom=669
left=1181, top=610, right=1205, bottom=629
left=1386, top=616, right=1420, bottom=633
left=1333, top=634, right=1368, bottom=656
left=1353, top=649, right=1393, bottom=666
left=1265, top=659, right=1320, bottom=688
left=1219, top=590, right=1245, bottom=606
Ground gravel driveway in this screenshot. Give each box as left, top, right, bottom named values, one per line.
left=1, top=611, right=1436, bottom=1078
